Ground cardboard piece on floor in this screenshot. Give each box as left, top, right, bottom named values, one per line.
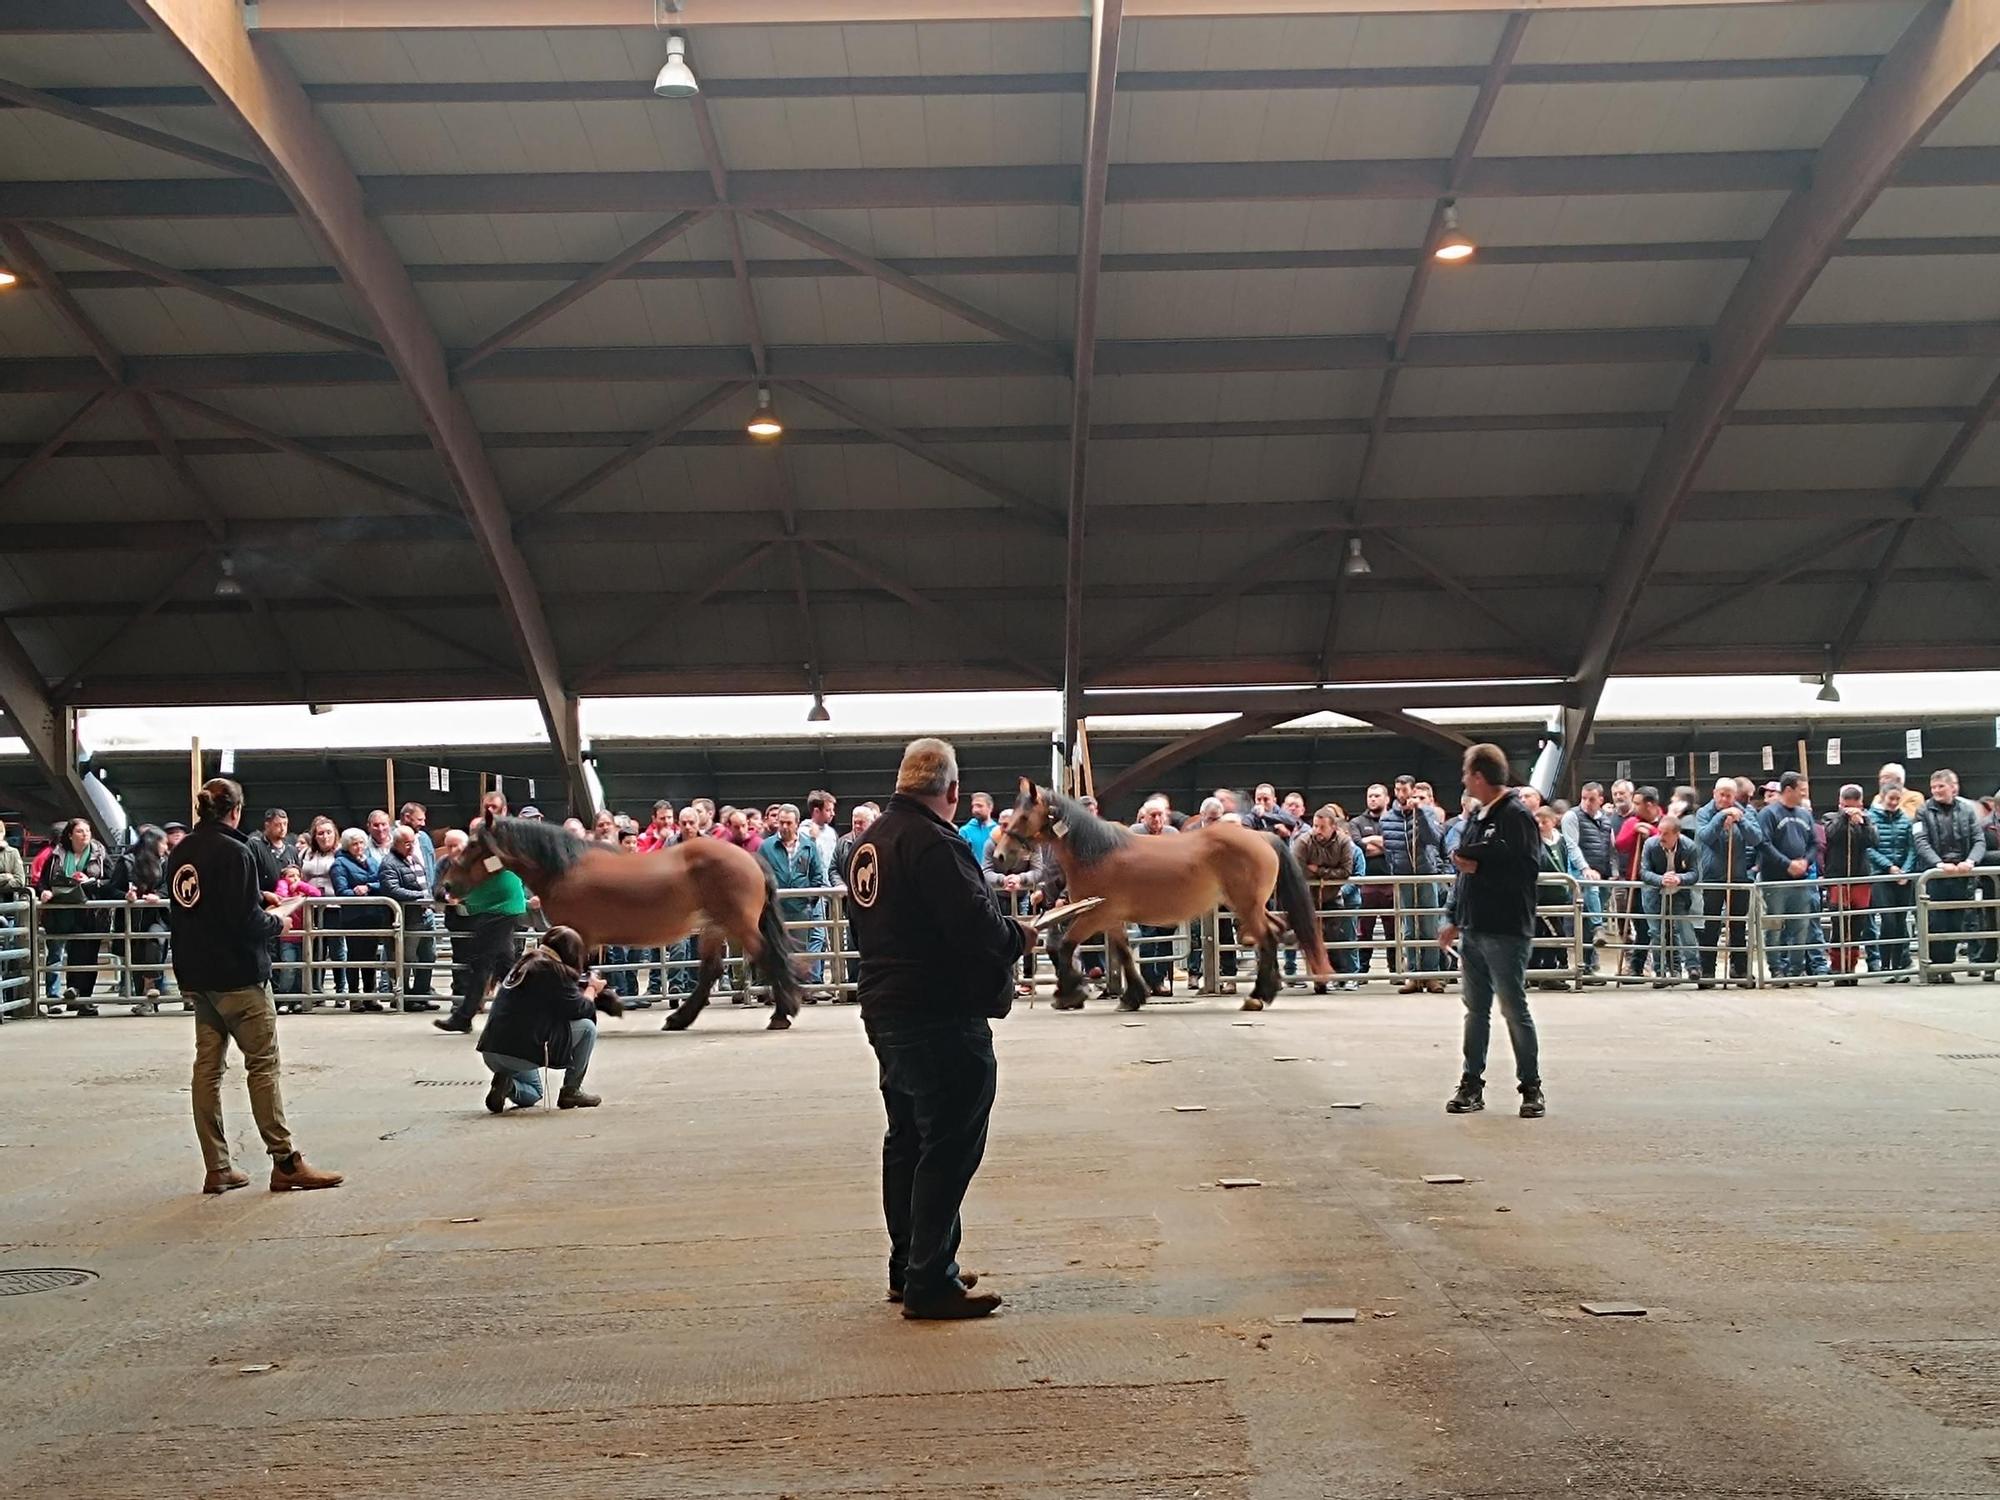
left=1173, top=1104, right=1207, bottom=1113
left=1301, top=1307, right=1358, bottom=1324
left=1121, top=1021, right=1145, bottom=1027
left=1422, top=1174, right=1467, bottom=1185
left=1272, top=1055, right=1302, bottom=1062
left=1217, top=1176, right=1263, bottom=1188
left=1580, top=1302, right=1648, bottom=1317
left=1329, top=1101, right=1365, bottom=1109
left=449, top=1217, right=479, bottom=1225
left=1141, top=1057, right=1171, bottom=1065
left=238, top=1363, right=276, bottom=1373
left=1230, top=1020, right=1258, bottom=1027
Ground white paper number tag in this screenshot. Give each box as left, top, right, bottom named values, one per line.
left=483, top=855, right=503, bottom=873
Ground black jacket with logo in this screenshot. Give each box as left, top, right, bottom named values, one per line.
left=1444, top=790, right=1540, bottom=938
left=166, top=819, right=284, bottom=992
left=845, top=793, right=1026, bottom=1022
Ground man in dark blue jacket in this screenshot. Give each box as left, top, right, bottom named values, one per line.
left=847, top=738, right=1034, bottom=1320
left=1757, top=772, right=1820, bottom=979
left=1694, top=777, right=1759, bottom=985
left=168, top=778, right=342, bottom=1196
left=1383, top=774, right=1447, bottom=993
left=1440, top=745, right=1544, bottom=1119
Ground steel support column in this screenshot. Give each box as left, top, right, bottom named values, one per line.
left=1061, top=0, right=1124, bottom=756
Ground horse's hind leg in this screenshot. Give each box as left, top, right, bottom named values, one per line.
left=663, top=936, right=724, bottom=1032
left=1243, top=913, right=1282, bottom=1010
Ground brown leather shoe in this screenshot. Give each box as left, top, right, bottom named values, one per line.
left=202, top=1168, right=250, bottom=1195
left=269, top=1155, right=344, bottom=1192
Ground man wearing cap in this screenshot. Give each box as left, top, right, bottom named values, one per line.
left=845, top=737, right=1035, bottom=1319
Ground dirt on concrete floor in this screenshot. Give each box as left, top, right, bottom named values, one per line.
left=3, top=980, right=1999, bottom=1498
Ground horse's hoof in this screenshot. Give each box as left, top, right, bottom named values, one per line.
left=767, top=1013, right=793, bottom=1031
left=1116, top=995, right=1146, bottom=1012
left=662, top=1010, right=699, bottom=1032
left=1051, top=994, right=1085, bottom=1011
left=1239, top=996, right=1266, bottom=1012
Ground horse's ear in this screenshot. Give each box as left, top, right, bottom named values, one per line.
left=1018, top=775, right=1031, bottom=797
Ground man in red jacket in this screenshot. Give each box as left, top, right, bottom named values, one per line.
left=1611, top=787, right=1661, bottom=977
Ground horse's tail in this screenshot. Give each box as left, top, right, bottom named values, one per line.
left=754, top=865, right=803, bottom=1021
left=1266, top=832, right=1333, bottom=979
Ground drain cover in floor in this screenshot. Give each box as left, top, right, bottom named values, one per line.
left=413, top=1078, right=482, bottom=1086
left=0, top=1267, right=98, bottom=1297
left=1940, top=1053, right=2000, bottom=1061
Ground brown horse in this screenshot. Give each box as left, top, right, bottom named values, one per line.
left=989, top=784, right=1330, bottom=1011
left=445, top=818, right=801, bottom=1030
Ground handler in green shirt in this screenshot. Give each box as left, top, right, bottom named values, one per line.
left=435, top=861, right=528, bottom=1034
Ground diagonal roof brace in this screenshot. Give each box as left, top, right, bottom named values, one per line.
left=129, top=0, right=597, bottom=816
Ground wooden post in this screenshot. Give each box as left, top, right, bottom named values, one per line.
left=1796, top=738, right=1810, bottom=782
left=1074, top=722, right=1096, bottom=801
left=1686, top=752, right=1697, bottom=793
left=189, top=737, right=201, bottom=819
left=385, top=757, right=396, bottom=818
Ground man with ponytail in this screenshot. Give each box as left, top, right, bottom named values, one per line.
left=167, top=777, right=344, bottom=1195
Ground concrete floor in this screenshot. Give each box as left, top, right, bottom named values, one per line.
left=4, top=979, right=1999, bottom=1499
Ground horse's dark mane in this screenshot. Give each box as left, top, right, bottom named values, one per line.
left=1048, top=791, right=1131, bottom=864
left=489, top=815, right=590, bottom=875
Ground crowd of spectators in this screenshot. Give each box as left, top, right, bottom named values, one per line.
left=4, top=761, right=1995, bottom=1017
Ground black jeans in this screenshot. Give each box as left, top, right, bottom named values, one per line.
left=1700, top=884, right=1751, bottom=978
left=866, top=1013, right=997, bottom=1302
left=449, top=915, right=522, bottom=1023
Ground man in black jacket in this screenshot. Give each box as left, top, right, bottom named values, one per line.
left=379, top=824, right=438, bottom=1010
left=1439, top=744, right=1544, bottom=1119
left=168, top=778, right=342, bottom=1196
left=1912, top=768, right=1987, bottom=980
left=846, top=737, right=1035, bottom=1320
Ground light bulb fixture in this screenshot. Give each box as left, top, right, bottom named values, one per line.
left=746, top=386, right=783, bottom=439
left=0, top=265, right=18, bottom=289
left=807, top=693, right=831, bottom=724
left=1341, top=536, right=1372, bottom=577
left=1433, top=200, right=1475, bottom=264
left=1816, top=675, right=1840, bottom=704
left=653, top=32, right=698, bottom=99
left=213, top=555, right=244, bottom=599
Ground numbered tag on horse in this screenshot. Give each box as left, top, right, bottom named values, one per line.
left=484, top=855, right=503, bottom=873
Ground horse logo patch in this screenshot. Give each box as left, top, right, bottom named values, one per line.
left=848, top=844, right=880, bottom=909
left=171, top=864, right=201, bottom=908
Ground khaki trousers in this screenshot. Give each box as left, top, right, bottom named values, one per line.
left=190, top=984, right=294, bottom=1172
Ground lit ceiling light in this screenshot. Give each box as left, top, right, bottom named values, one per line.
left=214, top=555, right=244, bottom=599
left=1341, top=537, right=1372, bottom=578
left=654, top=33, right=698, bottom=99
left=747, top=386, right=783, bottom=439
left=0, top=265, right=18, bottom=289
left=1434, top=201, right=1475, bottom=264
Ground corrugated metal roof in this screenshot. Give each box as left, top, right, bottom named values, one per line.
left=6, top=2, right=2000, bottom=708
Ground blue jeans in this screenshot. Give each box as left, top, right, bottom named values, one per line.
left=482, top=1016, right=596, bottom=1105
left=1136, top=924, right=1175, bottom=989
left=866, top=1013, right=995, bottom=1302
left=1762, top=882, right=1813, bottom=976
left=1459, top=931, right=1538, bottom=1089
left=1399, top=881, right=1440, bottom=975
left=1646, top=890, right=1698, bottom=974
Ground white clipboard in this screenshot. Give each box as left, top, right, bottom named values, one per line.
left=1031, top=895, right=1105, bottom=931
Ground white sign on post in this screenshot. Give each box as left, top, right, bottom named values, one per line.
left=1708, top=751, right=1720, bottom=776
left=1615, top=759, right=1632, bottom=782
left=1665, top=756, right=1676, bottom=778
left=1761, top=745, right=1775, bottom=772
left=440, top=767, right=450, bottom=792
left=1826, top=738, right=1842, bottom=766
left=528, top=779, right=536, bottom=800
left=428, top=764, right=440, bottom=792
left=219, top=748, right=235, bottom=774
left=1905, top=728, right=1923, bottom=761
